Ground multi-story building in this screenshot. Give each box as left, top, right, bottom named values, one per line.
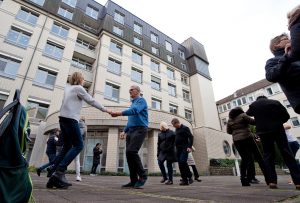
left=216, top=79, right=300, bottom=158
left=0, top=0, right=235, bottom=174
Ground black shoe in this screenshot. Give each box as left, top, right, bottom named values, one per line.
left=241, top=178, right=250, bottom=186
left=160, top=178, right=168, bottom=183
left=179, top=181, right=189, bottom=186
left=250, top=178, right=260, bottom=184
left=122, top=182, right=136, bottom=188
left=195, top=178, right=202, bottom=182
left=36, top=168, right=42, bottom=177
left=47, top=176, right=69, bottom=189
left=165, top=180, right=173, bottom=185
left=134, top=177, right=147, bottom=189
left=188, top=177, right=194, bottom=184
left=53, top=171, right=72, bottom=186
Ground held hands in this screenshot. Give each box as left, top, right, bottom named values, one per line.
left=120, top=132, right=126, bottom=139
left=187, top=147, right=192, bottom=152
left=105, top=109, right=122, bottom=117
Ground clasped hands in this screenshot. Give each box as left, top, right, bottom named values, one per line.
left=106, top=109, right=122, bottom=117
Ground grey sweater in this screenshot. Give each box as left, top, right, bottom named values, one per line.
left=60, top=85, right=106, bottom=121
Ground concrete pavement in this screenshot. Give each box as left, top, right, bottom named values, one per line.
left=31, top=173, right=300, bottom=203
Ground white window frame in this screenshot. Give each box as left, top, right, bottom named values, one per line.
left=62, top=0, right=77, bottom=8
left=131, top=67, right=143, bottom=84
left=16, top=7, right=39, bottom=26
left=58, top=7, right=73, bottom=20
left=33, top=67, right=57, bottom=89
left=86, top=5, right=98, bottom=19
left=165, top=41, right=173, bottom=52
left=104, top=82, right=120, bottom=102
left=114, top=11, right=125, bottom=25
left=107, top=58, right=121, bottom=75
left=133, top=23, right=142, bottom=35
left=6, top=27, right=31, bottom=48
left=151, top=98, right=161, bottom=110
left=291, top=117, right=300, bottom=127
left=150, top=33, right=158, bottom=44
left=51, top=23, right=69, bottom=39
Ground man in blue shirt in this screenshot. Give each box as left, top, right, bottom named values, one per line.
left=110, top=85, right=148, bottom=188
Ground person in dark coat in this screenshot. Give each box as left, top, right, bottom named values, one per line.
left=227, top=107, right=269, bottom=186
left=265, top=5, right=300, bottom=114
left=36, top=128, right=61, bottom=176
left=90, top=143, right=102, bottom=176
left=171, top=118, right=193, bottom=186
left=246, top=95, right=300, bottom=189
left=157, top=121, right=176, bottom=185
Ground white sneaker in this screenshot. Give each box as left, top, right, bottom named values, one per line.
left=90, top=174, right=96, bottom=176
left=76, top=176, right=82, bottom=181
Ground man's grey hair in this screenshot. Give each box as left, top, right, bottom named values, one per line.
left=131, top=85, right=141, bottom=93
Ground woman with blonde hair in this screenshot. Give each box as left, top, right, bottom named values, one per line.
left=157, top=121, right=176, bottom=185
left=47, top=72, right=109, bottom=189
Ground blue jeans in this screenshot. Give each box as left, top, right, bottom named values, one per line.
left=55, top=117, right=83, bottom=172
left=289, top=141, right=300, bottom=157
left=176, top=147, right=192, bottom=182
left=39, top=153, right=56, bottom=171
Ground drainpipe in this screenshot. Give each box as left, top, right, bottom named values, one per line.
left=92, top=33, right=102, bottom=96
left=20, top=13, right=49, bottom=93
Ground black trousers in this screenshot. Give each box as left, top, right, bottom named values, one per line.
left=234, top=137, right=269, bottom=183
left=158, top=160, right=173, bottom=181
left=176, top=147, right=192, bottom=182
left=126, top=127, right=147, bottom=183
left=190, top=165, right=200, bottom=179
left=91, top=163, right=99, bottom=174
left=260, top=130, right=300, bottom=185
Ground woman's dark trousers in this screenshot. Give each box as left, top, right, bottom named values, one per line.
left=158, top=160, right=173, bottom=181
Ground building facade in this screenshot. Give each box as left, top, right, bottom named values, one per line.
left=216, top=79, right=300, bottom=159
left=0, top=0, right=234, bottom=174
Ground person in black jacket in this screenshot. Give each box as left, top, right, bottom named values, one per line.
left=171, top=118, right=193, bottom=186
left=36, top=128, right=61, bottom=176
left=265, top=5, right=300, bottom=114
left=90, top=143, right=102, bottom=176
left=246, top=95, right=300, bottom=189
left=157, top=121, right=176, bottom=185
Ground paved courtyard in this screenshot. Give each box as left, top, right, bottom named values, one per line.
left=31, top=173, right=300, bottom=203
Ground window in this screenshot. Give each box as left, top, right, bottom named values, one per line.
left=62, top=0, right=77, bottom=7
left=107, top=58, right=121, bottom=75
left=16, top=8, right=39, bottom=26
left=133, top=36, right=142, bottom=46
left=132, top=51, right=142, bottom=65
left=71, top=57, right=92, bottom=71
left=6, top=27, right=31, bottom=48
left=272, top=84, right=280, bottom=93
left=110, top=40, right=122, bottom=55
left=0, top=55, right=21, bottom=78
left=151, top=76, right=161, bottom=90
left=227, top=103, right=231, bottom=110
left=27, top=100, right=49, bottom=120
left=241, top=97, right=247, bottom=105
left=86, top=5, right=98, bottom=19
left=169, top=104, right=178, bottom=114
left=134, top=23, right=142, bottom=35
left=221, top=118, right=227, bottom=126
left=183, top=89, right=190, bottom=102
left=150, top=60, right=160, bottom=72
left=150, top=33, right=158, bottom=44
left=248, top=95, right=254, bottom=103
left=185, top=109, right=192, bottom=121
left=266, top=87, right=273, bottom=96
left=114, top=11, right=124, bottom=25
left=167, top=55, right=173, bottom=63
left=181, top=74, right=188, bottom=85
left=58, top=7, right=73, bottom=20
left=166, top=68, right=175, bottom=80
left=131, top=68, right=142, bottom=83
left=165, top=41, right=172, bottom=52
left=222, top=104, right=227, bottom=111
left=0, top=93, right=8, bottom=110
left=223, top=141, right=231, bottom=157
left=80, top=23, right=97, bottom=32
left=51, top=23, right=69, bottom=38
left=76, top=38, right=95, bottom=51
left=151, top=98, right=161, bottom=110
left=104, top=83, right=120, bottom=102
left=218, top=106, right=223, bottom=113
left=168, top=83, right=176, bottom=97
left=179, top=49, right=185, bottom=59
left=44, top=41, right=64, bottom=60
left=33, top=67, right=57, bottom=89
left=283, top=100, right=292, bottom=108
left=29, top=0, right=45, bottom=6
left=151, top=46, right=159, bottom=55
left=232, top=100, right=237, bottom=107
left=237, top=98, right=242, bottom=106
left=291, top=117, right=300, bottom=127
left=181, top=63, right=187, bottom=70
left=113, top=26, right=123, bottom=37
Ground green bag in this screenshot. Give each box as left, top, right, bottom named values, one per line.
left=0, top=90, right=33, bottom=203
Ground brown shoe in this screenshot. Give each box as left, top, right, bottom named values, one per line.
left=269, top=183, right=278, bottom=189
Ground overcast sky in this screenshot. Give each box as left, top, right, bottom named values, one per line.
left=96, top=0, right=298, bottom=101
